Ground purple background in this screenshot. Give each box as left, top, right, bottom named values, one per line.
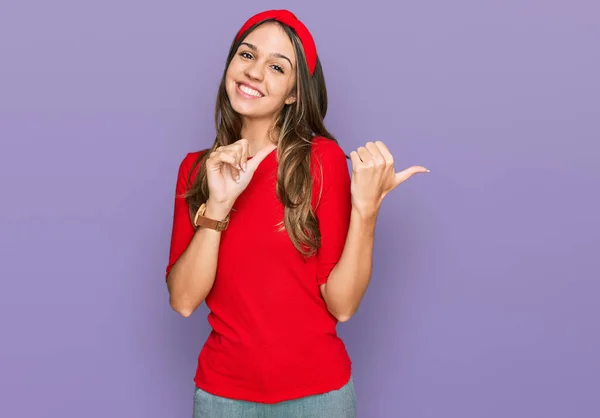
left=1, top=1, right=598, bottom=417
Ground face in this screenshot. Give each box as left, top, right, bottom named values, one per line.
left=225, top=22, right=297, bottom=122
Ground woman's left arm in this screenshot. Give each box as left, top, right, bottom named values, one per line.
left=321, top=141, right=429, bottom=322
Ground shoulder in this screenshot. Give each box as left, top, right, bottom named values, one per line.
left=177, top=149, right=208, bottom=178
left=174, top=149, right=208, bottom=194
left=310, top=136, right=347, bottom=160
left=310, top=136, right=349, bottom=173
left=309, top=136, right=350, bottom=191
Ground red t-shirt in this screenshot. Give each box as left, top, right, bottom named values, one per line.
left=165, top=136, right=353, bottom=403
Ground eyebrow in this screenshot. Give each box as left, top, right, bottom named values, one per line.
left=240, top=42, right=294, bottom=69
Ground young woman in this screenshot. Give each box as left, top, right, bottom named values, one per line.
left=165, top=9, right=428, bottom=418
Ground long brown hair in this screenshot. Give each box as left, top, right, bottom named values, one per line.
left=185, top=20, right=339, bottom=257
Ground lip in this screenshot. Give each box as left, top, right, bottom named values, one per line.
left=236, top=81, right=264, bottom=97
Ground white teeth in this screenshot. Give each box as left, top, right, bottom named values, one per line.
left=239, top=84, right=263, bottom=97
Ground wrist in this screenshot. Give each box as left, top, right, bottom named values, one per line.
left=351, top=199, right=381, bottom=220
left=205, top=199, right=233, bottom=220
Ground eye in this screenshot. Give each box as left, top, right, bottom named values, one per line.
left=239, top=51, right=253, bottom=59
left=271, top=64, right=284, bottom=74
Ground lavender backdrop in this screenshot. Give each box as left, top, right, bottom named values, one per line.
left=1, top=1, right=598, bottom=417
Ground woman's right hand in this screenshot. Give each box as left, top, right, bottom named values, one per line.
left=205, top=139, right=276, bottom=214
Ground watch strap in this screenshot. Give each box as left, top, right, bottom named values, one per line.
left=193, top=203, right=230, bottom=231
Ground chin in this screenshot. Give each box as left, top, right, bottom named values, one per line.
left=229, top=99, right=258, bottom=118
left=228, top=97, right=270, bottom=121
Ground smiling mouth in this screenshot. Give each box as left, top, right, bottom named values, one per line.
left=237, top=83, right=264, bottom=98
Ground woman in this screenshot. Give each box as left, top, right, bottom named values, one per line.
left=165, top=9, right=428, bottom=418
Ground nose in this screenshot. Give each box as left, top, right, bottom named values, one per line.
left=244, top=60, right=264, bottom=81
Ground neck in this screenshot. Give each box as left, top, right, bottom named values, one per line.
left=240, top=117, right=278, bottom=156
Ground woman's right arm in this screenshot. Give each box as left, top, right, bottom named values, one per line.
left=165, top=141, right=276, bottom=317
left=167, top=199, right=231, bottom=317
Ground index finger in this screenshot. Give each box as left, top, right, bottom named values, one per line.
left=374, top=141, right=394, bottom=166
left=246, top=143, right=277, bottom=172
left=240, top=138, right=249, bottom=171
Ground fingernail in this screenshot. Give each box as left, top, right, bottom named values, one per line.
left=242, top=163, right=247, bottom=171
left=236, top=175, right=240, bottom=183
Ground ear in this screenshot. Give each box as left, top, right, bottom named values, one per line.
left=285, top=95, right=296, bottom=105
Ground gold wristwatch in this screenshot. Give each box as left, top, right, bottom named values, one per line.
left=193, top=203, right=230, bottom=231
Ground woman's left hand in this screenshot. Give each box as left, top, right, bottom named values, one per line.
left=350, top=141, right=429, bottom=218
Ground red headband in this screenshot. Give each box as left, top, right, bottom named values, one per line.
left=235, top=9, right=317, bottom=75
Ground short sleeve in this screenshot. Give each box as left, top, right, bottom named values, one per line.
left=312, top=138, right=352, bottom=285
left=165, top=152, right=201, bottom=280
